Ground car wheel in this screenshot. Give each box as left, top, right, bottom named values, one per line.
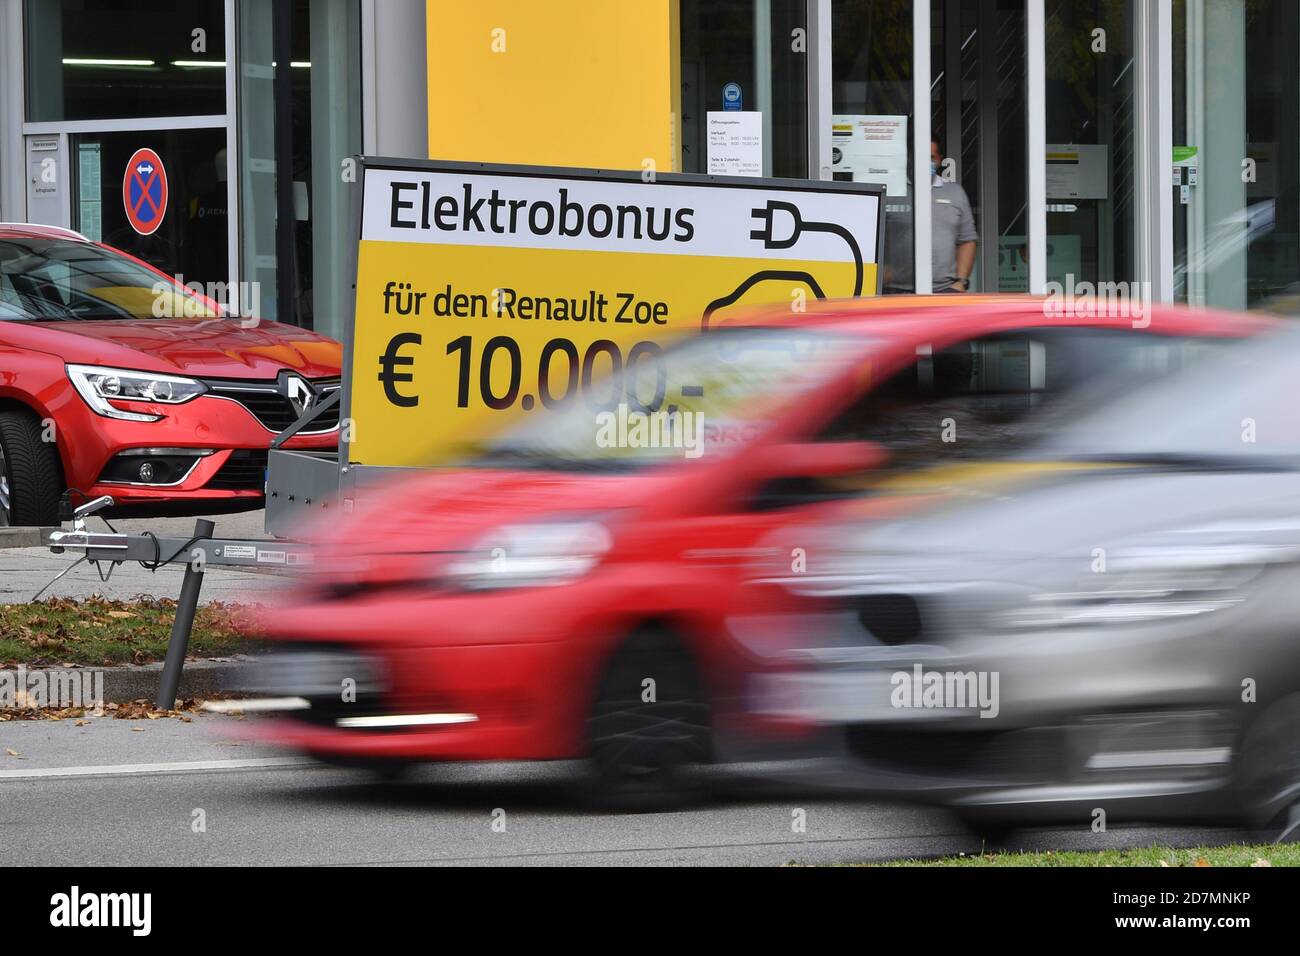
left=1236, top=694, right=1300, bottom=841
left=0, top=410, right=62, bottom=527
left=585, top=628, right=712, bottom=810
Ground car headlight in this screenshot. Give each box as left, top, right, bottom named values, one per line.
left=67, top=364, right=207, bottom=422
left=444, top=520, right=612, bottom=591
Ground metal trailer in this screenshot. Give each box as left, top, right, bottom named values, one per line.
left=40, top=496, right=312, bottom=709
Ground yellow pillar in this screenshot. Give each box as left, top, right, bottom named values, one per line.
left=426, top=0, right=680, bottom=173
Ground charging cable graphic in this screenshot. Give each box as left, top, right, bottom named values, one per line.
left=701, top=200, right=866, bottom=329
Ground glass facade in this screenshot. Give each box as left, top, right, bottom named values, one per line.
left=831, top=0, right=916, bottom=292
left=930, top=0, right=1027, bottom=292
left=25, top=0, right=227, bottom=122
left=1044, top=0, right=1138, bottom=288
left=7, top=0, right=1300, bottom=329
left=1173, top=0, right=1300, bottom=309
left=238, top=0, right=362, bottom=336
left=18, top=0, right=361, bottom=338
left=679, top=0, right=808, bottom=179
left=70, top=127, right=229, bottom=284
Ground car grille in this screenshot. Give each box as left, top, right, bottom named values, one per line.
left=845, top=726, right=1068, bottom=781
left=207, top=449, right=268, bottom=491
left=854, top=594, right=924, bottom=645
left=203, top=377, right=341, bottom=433
left=242, top=644, right=391, bottom=727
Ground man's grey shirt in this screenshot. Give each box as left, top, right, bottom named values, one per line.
left=882, top=178, right=978, bottom=292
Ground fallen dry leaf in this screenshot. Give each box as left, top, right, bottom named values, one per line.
left=4, top=747, right=18, bottom=756
left=1194, top=857, right=1211, bottom=868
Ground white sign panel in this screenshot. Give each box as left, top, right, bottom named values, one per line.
left=360, top=167, right=879, bottom=263
left=832, top=114, right=908, bottom=196
left=1046, top=145, right=1108, bottom=200
left=706, top=111, right=763, bottom=178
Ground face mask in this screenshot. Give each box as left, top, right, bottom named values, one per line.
left=930, top=162, right=939, bottom=176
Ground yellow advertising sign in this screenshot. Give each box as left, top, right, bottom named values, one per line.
left=345, top=160, right=883, bottom=467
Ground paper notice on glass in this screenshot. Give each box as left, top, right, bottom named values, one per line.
left=1046, top=145, right=1108, bottom=199
left=831, top=114, right=908, bottom=196
left=707, top=111, right=763, bottom=177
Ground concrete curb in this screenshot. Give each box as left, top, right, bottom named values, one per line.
left=11, top=659, right=260, bottom=705
left=108, top=658, right=261, bottom=703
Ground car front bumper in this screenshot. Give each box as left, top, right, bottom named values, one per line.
left=59, top=389, right=337, bottom=510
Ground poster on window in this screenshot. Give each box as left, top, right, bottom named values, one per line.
left=831, top=115, right=908, bottom=197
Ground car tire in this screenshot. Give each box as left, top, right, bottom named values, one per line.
left=584, top=627, right=712, bottom=810
left=1236, top=694, right=1300, bottom=841
left=0, top=409, right=62, bottom=527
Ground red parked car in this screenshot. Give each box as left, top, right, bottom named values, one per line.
left=246, top=295, right=1271, bottom=800
left=0, top=223, right=341, bottom=523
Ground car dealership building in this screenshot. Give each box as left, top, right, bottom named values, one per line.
left=1, top=0, right=1296, bottom=341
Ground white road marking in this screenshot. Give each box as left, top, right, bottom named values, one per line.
left=0, top=756, right=314, bottom=780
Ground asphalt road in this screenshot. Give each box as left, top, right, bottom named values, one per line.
left=0, top=713, right=1247, bottom=866
left=0, top=509, right=288, bottom=605
left=0, top=510, right=1259, bottom=865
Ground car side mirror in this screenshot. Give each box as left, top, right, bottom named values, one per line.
left=755, top=441, right=890, bottom=480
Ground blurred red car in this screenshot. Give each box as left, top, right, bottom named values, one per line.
left=0, top=223, right=341, bottom=523
left=247, top=295, right=1271, bottom=800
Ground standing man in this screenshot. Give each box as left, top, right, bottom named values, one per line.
left=882, top=139, right=978, bottom=293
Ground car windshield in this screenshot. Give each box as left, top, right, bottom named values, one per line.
left=0, top=237, right=217, bottom=321
left=466, top=326, right=867, bottom=471
left=1038, top=324, right=1300, bottom=465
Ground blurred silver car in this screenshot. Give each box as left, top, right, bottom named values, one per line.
left=743, top=325, right=1300, bottom=839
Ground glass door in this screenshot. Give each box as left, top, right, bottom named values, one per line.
left=1042, top=0, right=1139, bottom=291
left=71, top=128, right=229, bottom=287
left=1172, top=0, right=1300, bottom=309
left=931, top=0, right=1027, bottom=292
left=24, top=0, right=233, bottom=300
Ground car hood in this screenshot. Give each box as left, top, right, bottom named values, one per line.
left=21, top=317, right=341, bottom=379
left=297, top=466, right=682, bottom=562
left=853, top=466, right=1300, bottom=568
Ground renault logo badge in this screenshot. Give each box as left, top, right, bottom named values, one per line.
left=281, top=373, right=316, bottom=416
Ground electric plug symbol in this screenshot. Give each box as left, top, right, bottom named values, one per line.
left=750, top=201, right=805, bottom=250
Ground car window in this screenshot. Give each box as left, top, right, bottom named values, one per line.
left=819, top=328, right=1225, bottom=470
left=460, top=326, right=870, bottom=472
left=1042, top=324, right=1300, bottom=462
left=0, top=237, right=217, bottom=321
left=742, top=328, right=1228, bottom=512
